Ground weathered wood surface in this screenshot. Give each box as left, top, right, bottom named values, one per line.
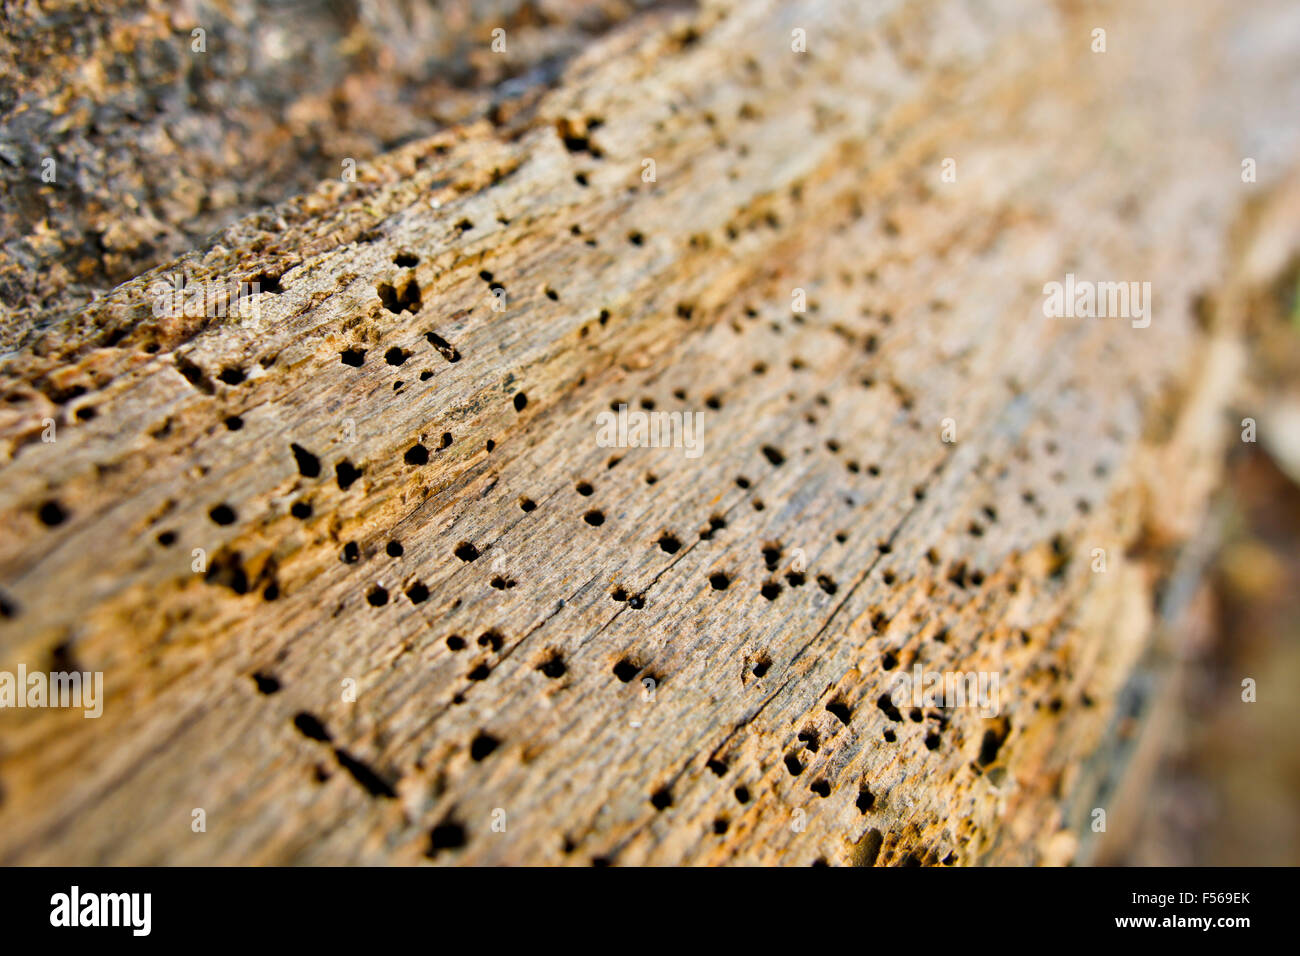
left=1, top=0, right=1299, bottom=865
left=0, top=0, right=639, bottom=347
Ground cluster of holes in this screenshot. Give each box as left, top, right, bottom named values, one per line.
left=169, top=228, right=1061, bottom=852
left=257, top=248, right=1134, bottom=854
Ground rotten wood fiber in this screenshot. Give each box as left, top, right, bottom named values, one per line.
left=1, top=0, right=1300, bottom=865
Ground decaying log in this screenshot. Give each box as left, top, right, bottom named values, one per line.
left=1, top=0, right=1299, bottom=865
left=0, top=0, right=645, bottom=346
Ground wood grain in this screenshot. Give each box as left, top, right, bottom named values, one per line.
left=1, top=0, right=1299, bottom=864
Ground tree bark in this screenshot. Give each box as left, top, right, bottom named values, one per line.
left=1, top=0, right=1299, bottom=865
